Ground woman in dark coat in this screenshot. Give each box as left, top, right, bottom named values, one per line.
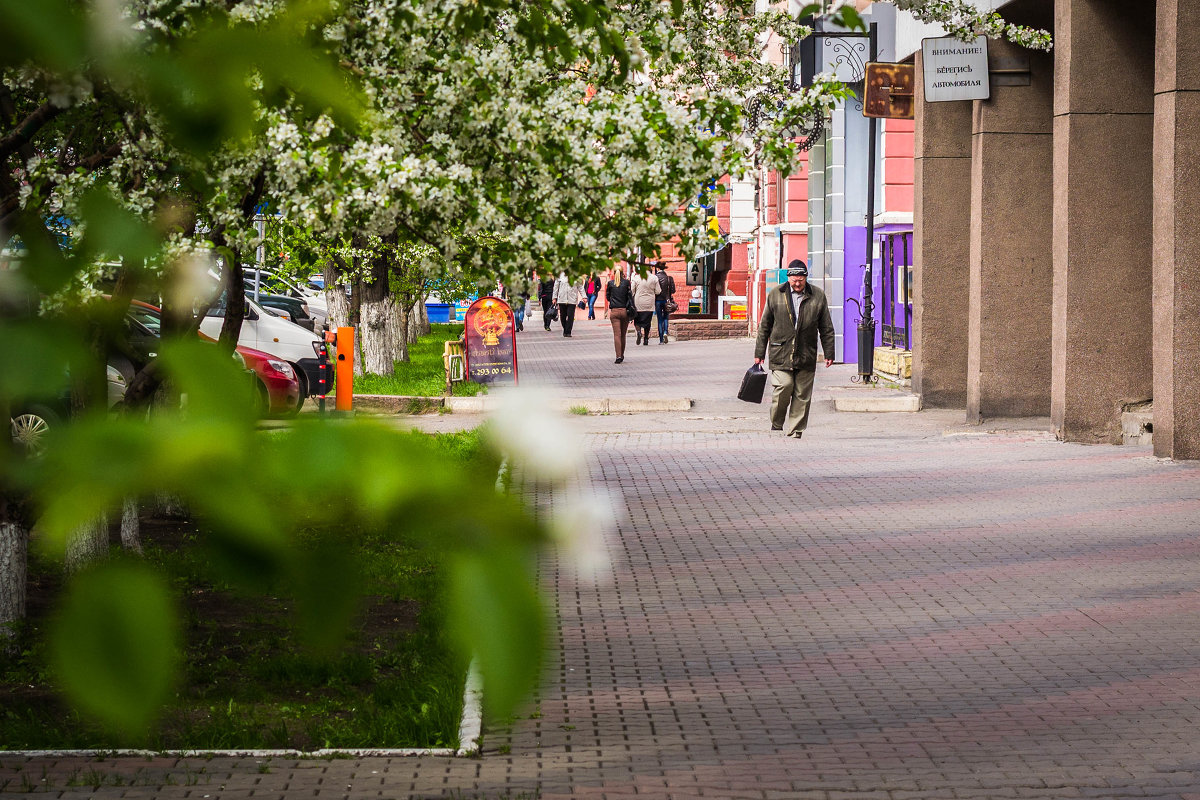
left=605, top=268, right=633, bottom=363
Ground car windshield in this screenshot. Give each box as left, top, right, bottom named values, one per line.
left=128, top=306, right=161, bottom=335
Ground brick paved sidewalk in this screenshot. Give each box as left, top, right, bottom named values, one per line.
left=7, top=332, right=1200, bottom=799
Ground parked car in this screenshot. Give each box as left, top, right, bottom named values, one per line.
left=243, top=267, right=329, bottom=329
left=242, top=287, right=315, bottom=330
left=199, top=294, right=327, bottom=407
left=131, top=301, right=310, bottom=417
left=11, top=364, right=128, bottom=456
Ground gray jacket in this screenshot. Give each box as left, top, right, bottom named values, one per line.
left=754, top=282, right=836, bottom=371
left=552, top=275, right=583, bottom=306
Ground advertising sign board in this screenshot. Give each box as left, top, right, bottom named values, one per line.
left=463, top=297, right=518, bottom=386
left=921, top=36, right=989, bottom=103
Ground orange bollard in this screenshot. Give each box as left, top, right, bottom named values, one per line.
left=335, top=326, right=354, bottom=412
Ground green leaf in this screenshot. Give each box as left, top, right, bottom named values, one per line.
left=158, top=338, right=259, bottom=423
left=49, top=561, right=181, bottom=737
left=0, top=0, right=88, bottom=71
left=830, top=6, right=866, bottom=32
left=0, top=320, right=85, bottom=401
left=77, top=190, right=162, bottom=267
left=447, top=548, right=544, bottom=721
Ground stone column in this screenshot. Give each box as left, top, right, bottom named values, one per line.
left=913, top=52, right=972, bottom=408
left=966, top=40, right=1054, bottom=422
left=1152, top=0, right=1200, bottom=459
left=1051, top=0, right=1155, bottom=443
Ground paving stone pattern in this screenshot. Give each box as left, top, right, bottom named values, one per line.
left=6, top=320, right=1200, bottom=799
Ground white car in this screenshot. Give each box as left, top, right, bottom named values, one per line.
left=199, top=296, right=327, bottom=402
left=244, top=268, right=329, bottom=330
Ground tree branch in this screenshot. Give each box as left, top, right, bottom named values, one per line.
left=0, top=102, right=65, bottom=162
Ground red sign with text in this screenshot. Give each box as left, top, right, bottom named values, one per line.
left=463, top=297, right=518, bottom=386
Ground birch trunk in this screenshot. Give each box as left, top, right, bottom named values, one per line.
left=395, top=302, right=412, bottom=364
left=324, top=261, right=352, bottom=331
left=120, top=497, right=142, bottom=554
left=65, top=513, right=109, bottom=574
left=411, top=298, right=430, bottom=339
left=360, top=295, right=396, bottom=375
left=0, top=522, right=26, bottom=642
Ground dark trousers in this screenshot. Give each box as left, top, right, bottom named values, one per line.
left=609, top=308, right=630, bottom=358
left=654, top=298, right=670, bottom=340
left=558, top=303, right=576, bottom=336
left=634, top=310, right=653, bottom=343
left=540, top=296, right=554, bottom=329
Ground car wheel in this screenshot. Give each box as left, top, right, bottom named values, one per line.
left=291, top=365, right=307, bottom=415
left=11, top=404, right=60, bottom=456
left=254, top=379, right=271, bottom=418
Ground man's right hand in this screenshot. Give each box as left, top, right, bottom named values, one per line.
left=754, top=358, right=763, bottom=365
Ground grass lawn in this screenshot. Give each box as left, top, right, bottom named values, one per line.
left=0, top=429, right=491, bottom=751
left=354, top=323, right=484, bottom=397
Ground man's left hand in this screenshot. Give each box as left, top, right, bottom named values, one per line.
left=825, top=359, right=834, bottom=368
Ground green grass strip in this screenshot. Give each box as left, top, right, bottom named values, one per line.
left=355, top=324, right=484, bottom=397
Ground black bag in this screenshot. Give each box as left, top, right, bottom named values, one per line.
left=546, top=304, right=558, bottom=322
left=577, top=299, right=586, bottom=309
left=737, top=363, right=768, bottom=404
left=665, top=298, right=679, bottom=314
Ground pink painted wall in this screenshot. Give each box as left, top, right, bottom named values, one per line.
left=882, top=117, right=915, bottom=215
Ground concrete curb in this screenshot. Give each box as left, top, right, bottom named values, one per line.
left=353, top=395, right=693, bottom=415
left=447, top=396, right=693, bottom=414
left=830, top=390, right=921, bottom=413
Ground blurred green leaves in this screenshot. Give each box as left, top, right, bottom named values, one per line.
left=447, top=549, right=544, bottom=722
left=49, top=560, right=181, bottom=738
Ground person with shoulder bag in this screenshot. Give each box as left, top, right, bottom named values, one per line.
left=630, top=266, right=660, bottom=347
left=552, top=272, right=584, bottom=337
left=653, top=262, right=676, bottom=344
left=584, top=273, right=601, bottom=320
left=606, top=268, right=634, bottom=363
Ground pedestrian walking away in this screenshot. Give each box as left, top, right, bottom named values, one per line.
left=606, top=268, right=634, bottom=363
left=584, top=273, right=601, bottom=320
left=538, top=274, right=556, bottom=331
left=552, top=272, right=584, bottom=337
left=630, top=267, right=660, bottom=347
left=653, top=262, right=676, bottom=343
left=753, top=259, right=835, bottom=439
left=514, top=275, right=531, bottom=332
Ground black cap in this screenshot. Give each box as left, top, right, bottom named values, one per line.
left=786, top=259, right=808, bottom=277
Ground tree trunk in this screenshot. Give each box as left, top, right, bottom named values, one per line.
left=0, top=521, right=26, bottom=642
left=417, top=299, right=432, bottom=338
left=411, top=298, right=430, bottom=339
left=324, top=259, right=352, bottom=331
left=395, top=302, right=412, bottom=364
left=360, top=294, right=396, bottom=375
left=65, top=513, right=108, bottom=574
left=120, top=497, right=142, bottom=554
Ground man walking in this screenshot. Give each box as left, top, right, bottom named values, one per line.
left=538, top=275, right=556, bottom=331
left=653, top=262, right=675, bottom=344
left=552, top=272, right=583, bottom=337
left=753, top=260, right=835, bottom=439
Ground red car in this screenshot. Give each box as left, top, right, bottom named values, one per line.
left=237, top=345, right=302, bottom=417
left=125, top=300, right=304, bottom=418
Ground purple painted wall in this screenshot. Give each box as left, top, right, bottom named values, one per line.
left=842, top=224, right=912, bottom=367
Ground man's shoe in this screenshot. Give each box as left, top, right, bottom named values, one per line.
left=635, top=331, right=642, bottom=345
left=771, top=425, right=783, bottom=431
left=788, top=431, right=803, bottom=439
